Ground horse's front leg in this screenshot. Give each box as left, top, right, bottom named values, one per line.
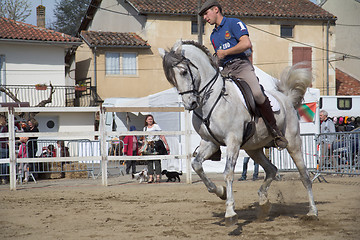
left=192, top=140, right=226, bottom=200
left=223, top=143, right=240, bottom=226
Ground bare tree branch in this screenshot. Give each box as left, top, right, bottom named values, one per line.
left=0, top=0, right=32, bottom=22
left=0, top=86, right=21, bottom=102
left=0, top=84, right=55, bottom=120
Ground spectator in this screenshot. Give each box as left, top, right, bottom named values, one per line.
left=123, top=125, right=139, bottom=175
left=319, top=110, right=336, bottom=168
left=337, top=117, right=345, bottom=132
left=17, top=137, right=29, bottom=183
left=143, top=114, right=169, bottom=183
left=56, top=141, right=70, bottom=157
left=40, top=144, right=56, bottom=157
left=345, top=117, right=355, bottom=132
left=238, top=157, right=259, bottom=181
left=23, top=118, right=39, bottom=158
left=0, top=115, right=8, bottom=184
left=108, top=137, right=121, bottom=156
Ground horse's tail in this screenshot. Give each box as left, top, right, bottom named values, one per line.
left=276, top=62, right=312, bottom=108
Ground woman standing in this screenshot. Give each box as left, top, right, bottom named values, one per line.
left=143, top=115, right=169, bottom=183
left=23, top=118, right=39, bottom=158
left=123, top=125, right=139, bottom=175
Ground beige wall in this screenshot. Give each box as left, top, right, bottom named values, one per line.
left=76, top=7, right=336, bottom=99
left=322, top=0, right=360, bottom=83
left=90, top=0, right=146, bottom=33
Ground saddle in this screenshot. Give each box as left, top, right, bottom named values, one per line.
left=231, top=77, right=261, bottom=147
left=204, top=78, right=261, bottom=161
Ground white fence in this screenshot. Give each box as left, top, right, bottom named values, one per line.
left=0, top=106, right=192, bottom=190
left=1, top=106, right=358, bottom=190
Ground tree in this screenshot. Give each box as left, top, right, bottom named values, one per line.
left=52, top=0, right=90, bottom=36
left=0, top=0, right=31, bottom=22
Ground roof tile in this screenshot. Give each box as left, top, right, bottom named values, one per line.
left=80, top=31, right=150, bottom=47
left=127, top=0, right=336, bottom=20
left=0, top=17, right=81, bottom=43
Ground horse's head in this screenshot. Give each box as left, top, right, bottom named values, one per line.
left=159, top=41, right=202, bottom=110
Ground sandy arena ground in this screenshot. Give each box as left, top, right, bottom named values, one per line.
left=1, top=172, right=359, bottom=240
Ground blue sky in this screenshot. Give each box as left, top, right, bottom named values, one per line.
left=24, top=0, right=57, bottom=26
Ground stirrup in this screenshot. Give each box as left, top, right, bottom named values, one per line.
left=274, top=136, right=287, bottom=150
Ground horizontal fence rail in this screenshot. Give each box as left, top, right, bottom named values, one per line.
left=0, top=106, right=192, bottom=190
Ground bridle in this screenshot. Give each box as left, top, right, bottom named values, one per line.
left=172, top=55, right=225, bottom=145
left=172, top=56, right=220, bottom=98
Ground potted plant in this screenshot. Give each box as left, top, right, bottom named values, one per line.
left=75, top=83, right=86, bottom=91
left=35, top=84, right=47, bottom=90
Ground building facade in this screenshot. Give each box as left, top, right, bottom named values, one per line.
left=76, top=0, right=337, bottom=99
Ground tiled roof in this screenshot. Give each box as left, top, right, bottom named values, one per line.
left=80, top=31, right=150, bottom=48
left=0, top=17, right=81, bottom=43
left=127, top=0, right=336, bottom=20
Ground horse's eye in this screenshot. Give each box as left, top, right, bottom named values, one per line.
left=180, top=69, right=188, bottom=76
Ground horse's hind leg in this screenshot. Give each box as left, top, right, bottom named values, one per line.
left=192, top=140, right=226, bottom=200
left=246, top=149, right=278, bottom=205
left=287, top=141, right=318, bottom=217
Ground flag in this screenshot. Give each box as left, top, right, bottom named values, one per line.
left=298, top=102, right=316, bottom=122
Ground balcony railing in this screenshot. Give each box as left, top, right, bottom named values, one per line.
left=0, top=85, right=100, bottom=107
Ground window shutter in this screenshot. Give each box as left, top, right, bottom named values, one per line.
left=292, top=47, right=312, bottom=67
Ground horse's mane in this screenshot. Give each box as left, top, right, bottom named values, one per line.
left=181, top=40, right=219, bottom=69
left=162, top=40, right=219, bottom=86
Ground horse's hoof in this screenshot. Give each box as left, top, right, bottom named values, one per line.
left=257, top=201, right=271, bottom=220
left=217, top=186, right=227, bottom=200
left=225, top=214, right=238, bottom=227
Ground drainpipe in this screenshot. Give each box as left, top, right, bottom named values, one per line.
left=197, top=0, right=203, bottom=45
left=93, top=46, right=97, bottom=101
left=326, top=20, right=330, bottom=95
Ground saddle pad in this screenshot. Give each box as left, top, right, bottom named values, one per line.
left=231, top=81, right=280, bottom=112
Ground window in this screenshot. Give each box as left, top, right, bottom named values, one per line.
left=105, top=52, right=137, bottom=76
left=280, top=25, right=294, bottom=38
left=122, top=53, right=137, bottom=75
left=191, top=19, right=205, bottom=35
left=292, top=47, right=312, bottom=67
left=337, top=98, right=352, bottom=110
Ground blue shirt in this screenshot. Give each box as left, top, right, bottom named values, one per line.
left=210, top=17, right=249, bottom=66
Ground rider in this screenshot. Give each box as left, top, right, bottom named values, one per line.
left=199, top=0, right=288, bottom=149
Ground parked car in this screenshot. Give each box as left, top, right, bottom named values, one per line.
left=332, top=127, right=360, bottom=168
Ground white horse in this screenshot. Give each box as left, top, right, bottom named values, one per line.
left=158, top=40, right=318, bottom=226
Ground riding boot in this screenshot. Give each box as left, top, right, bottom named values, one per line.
left=257, top=97, right=288, bottom=149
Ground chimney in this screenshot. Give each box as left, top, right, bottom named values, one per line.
left=36, top=5, right=46, bottom=28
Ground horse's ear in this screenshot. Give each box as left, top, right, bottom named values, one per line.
left=173, top=40, right=183, bottom=55
left=158, top=48, right=166, bottom=59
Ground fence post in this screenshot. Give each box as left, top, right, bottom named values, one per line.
left=185, top=110, right=192, bottom=184
left=8, top=107, right=16, bottom=190
left=99, top=106, right=108, bottom=186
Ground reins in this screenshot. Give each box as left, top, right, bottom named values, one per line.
left=173, top=55, right=225, bottom=145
